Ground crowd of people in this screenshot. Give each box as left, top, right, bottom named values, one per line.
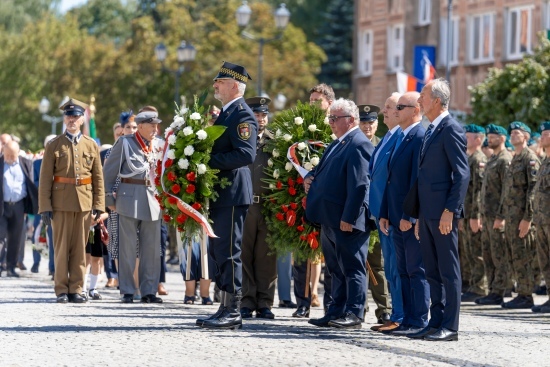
left=0, top=61, right=548, bottom=340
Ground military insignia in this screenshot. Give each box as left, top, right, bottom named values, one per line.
left=260, top=98, right=266, bottom=104
left=238, top=123, right=251, bottom=140
left=363, top=106, right=370, bottom=112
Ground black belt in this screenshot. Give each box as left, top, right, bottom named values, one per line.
left=253, top=195, right=263, bottom=204
left=4, top=199, right=23, bottom=205
left=121, top=177, right=151, bottom=186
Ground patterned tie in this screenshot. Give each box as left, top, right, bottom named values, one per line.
left=421, top=124, right=434, bottom=157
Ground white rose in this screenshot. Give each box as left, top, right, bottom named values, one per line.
left=304, top=162, right=313, bottom=171
left=167, top=134, right=176, bottom=146
left=324, top=116, right=330, bottom=124
left=197, top=164, right=207, bottom=174
left=308, top=124, right=317, bottom=132
left=297, top=142, right=307, bottom=150
left=269, top=183, right=275, bottom=189
left=273, top=169, right=280, bottom=179
left=166, top=149, right=176, bottom=159
left=174, top=116, right=184, bottom=125
left=267, top=158, right=274, bottom=167
left=180, top=107, right=189, bottom=115
left=164, top=127, right=173, bottom=138
left=272, top=149, right=280, bottom=158
left=310, top=156, right=320, bottom=166
left=178, top=158, right=189, bottom=169
left=190, top=112, right=202, bottom=120
left=184, top=145, right=195, bottom=156
left=285, top=162, right=293, bottom=171
left=183, top=126, right=193, bottom=136
left=275, top=129, right=282, bottom=137
left=331, top=133, right=337, bottom=140
left=283, top=134, right=292, bottom=142
left=196, top=130, right=207, bottom=140
left=294, top=117, right=304, bottom=125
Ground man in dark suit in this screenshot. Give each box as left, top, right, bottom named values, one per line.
left=407, top=78, right=469, bottom=341
left=305, top=98, right=374, bottom=329
left=0, top=141, right=38, bottom=277
left=198, top=61, right=257, bottom=330
left=379, top=91, right=430, bottom=336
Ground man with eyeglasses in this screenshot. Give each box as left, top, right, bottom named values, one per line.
left=304, top=98, right=374, bottom=329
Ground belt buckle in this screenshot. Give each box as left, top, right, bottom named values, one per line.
left=253, top=195, right=260, bottom=203
left=75, top=177, right=80, bottom=186
left=145, top=178, right=151, bottom=186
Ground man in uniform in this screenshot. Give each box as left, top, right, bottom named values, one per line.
left=460, top=124, right=488, bottom=302
left=475, top=125, right=513, bottom=306
left=240, top=96, right=277, bottom=320
left=197, top=61, right=257, bottom=330
left=38, top=98, right=105, bottom=303
left=103, top=110, right=163, bottom=304
left=532, top=121, right=550, bottom=313
left=500, top=122, right=540, bottom=309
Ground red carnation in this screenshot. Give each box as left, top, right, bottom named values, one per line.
left=296, top=176, right=304, bottom=184
left=159, top=204, right=165, bottom=210
left=172, top=184, right=181, bottom=194
left=300, top=235, right=307, bottom=241
left=176, top=213, right=188, bottom=224
left=164, top=159, right=173, bottom=168
left=287, top=177, right=295, bottom=187
left=154, top=176, right=161, bottom=186
left=276, top=181, right=282, bottom=189
left=168, top=196, right=178, bottom=205
left=286, top=210, right=296, bottom=226
left=167, top=171, right=177, bottom=182
left=155, top=163, right=161, bottom=175
left=288, top=187, right=296, bottom=196
left=296, top=225, right=305, bottom=232
left=186, top=184, right=196, bottom=194
left=281, top=205, right=288, bottom=213
left=186, top=172, right=196, bottom=182
left=290, top=202, right=298, bottom=210
left=276, top=213, right=285, bottom=221
left=192, top=202, right=202, bottom=210
left=163, top=214, right=171, bottom=222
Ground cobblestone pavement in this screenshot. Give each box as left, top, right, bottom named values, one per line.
left=0, top=250, right=549, bottom=367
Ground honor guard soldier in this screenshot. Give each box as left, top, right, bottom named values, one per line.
left=358, top=104, right=382, bottom=146
left=239, top=96, right=277, bottom=320
left=38, top=98, right=105, bottom=304
left=196, top=61, right=257, bottom=330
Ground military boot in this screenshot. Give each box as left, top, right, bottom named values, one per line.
left=475, top=293, right=503, bottom=305
left=531, top=300, right=550, bottom=313
left=501, top=295, right=534, bottom=309
left=196, top=291, right=225, bottom=326
left=201, top=292, right=242, bottom=330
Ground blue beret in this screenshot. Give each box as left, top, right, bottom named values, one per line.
left=464, top=124, right=485, bottom=134
left=508, top=121, right=531, bottom=135
left=527, top=138, right=536, bottom=147
left=505, top=138, right=514, bottom=150
left=485, top=124, right=507, bottom=136
left=539, top=121, right=550, bottom=133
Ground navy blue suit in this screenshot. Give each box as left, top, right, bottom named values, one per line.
left=306, top=128, right=374, bottom=318
left=208, top=97, right=257, bottom=295
left=380, top=123, right=429, bottom=328
left=416, top=114, right=469, bottom=332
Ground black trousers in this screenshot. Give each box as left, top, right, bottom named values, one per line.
left=293, top=260, right=311, bottom=308
left=0, top=200, right=26, bottom=270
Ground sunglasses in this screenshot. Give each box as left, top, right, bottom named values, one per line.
left=396, top=104, right=416, bottom=111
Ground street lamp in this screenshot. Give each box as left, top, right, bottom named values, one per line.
left=236, top=1, right=291, bottom=95
left=273, top=93, right=287, bottom=111
left=155, top=40, right=197, bottom=105
left=39, top=96, right=67, bottom=135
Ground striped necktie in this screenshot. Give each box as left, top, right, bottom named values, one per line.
left=421, top=124, right=434, bottom=157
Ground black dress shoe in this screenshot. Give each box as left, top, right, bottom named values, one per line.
left=308, top=313, right=339, bottom=327
left=201, top=308, right=242, bottom=330
left=377, top=312, right=391, bottom=324
left=56, top=293, right=69, bottom=303
left=461, top=291, right=484, bottom=302
left=6, top=269, right=20, bottom=277
left=501, top=295, right=534, bottom=309
left=68, top=293, right=87, bottom=303
left=475, top=293, right=503, bottom=305
left=406, top=326, right=439, bottom=339
left=256, top=308, right=275, bottom=319
left=240, top=307, right=254, bottom=319
left=279, top=300, right=297, bottom=308
left=328, top=311, right=362, bottom=329
left=121, top=294, right=134, bottom=303
left=31, top=264, right=39, bottom=274
left=388, top=325, right=424, bottom=337
left=292, top=306, right=310, bottom=318
left=424, top=327, right=458, bottom=341
left=141, top=294, right=163, bottom=303
left=196, top=304, right=225, bottom=326
left=532, top=300, right=550, bottom=313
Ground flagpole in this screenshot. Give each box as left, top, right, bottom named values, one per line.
left=446, top=0, right=453, bottom=82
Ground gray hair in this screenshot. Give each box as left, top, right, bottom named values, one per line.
left=237, top=82, right=246, bottom=96
left=330, top=98, right=359, bottom=124
left=430, top=78, right=451, bottom=108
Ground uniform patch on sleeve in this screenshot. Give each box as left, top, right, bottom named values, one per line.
left=238, top=123, right=251, bottom=140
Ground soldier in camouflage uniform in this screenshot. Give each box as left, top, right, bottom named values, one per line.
left=475, top=125, right=513, bottom=306
left=460, top=124, right=487, bottom=302
left=500, top=122, right=540, bottom=309
left=532, top=122, right=550, bottom=313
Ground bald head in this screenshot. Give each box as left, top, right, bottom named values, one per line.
left=382, top=93, right=401, bottom=129
left=3, top=141, right=20, bottom=164
left=395, top=91, right=422, bottom=129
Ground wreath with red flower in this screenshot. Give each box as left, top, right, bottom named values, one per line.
left=262, top=101, right=335, bottom=262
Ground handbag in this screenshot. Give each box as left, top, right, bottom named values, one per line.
left=99, top=221, right=109, bottom=245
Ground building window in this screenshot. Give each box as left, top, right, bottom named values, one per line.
left=544, top=1, right=550, bottom=30
left=505, top=6, right=533, bottom=60
left=387, top=24, right=404, bottom=73
left=357, top=30, right=373, bottom=76
left=439, top=16, right=459, bottom=67
left=467, top=13, right=494, bottom=64
left=418, top=0, right=432, bottom=26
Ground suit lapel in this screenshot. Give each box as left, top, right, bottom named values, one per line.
left=389, top=127, right=416, bottom=170
left=315, top=131, right=355, bottom=175
left=372, top=132, right=398, bottom=175
left=420, top=117, right=448, bottom=164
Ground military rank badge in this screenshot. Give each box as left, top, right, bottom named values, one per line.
left=238, top=123, right=251, bottom=140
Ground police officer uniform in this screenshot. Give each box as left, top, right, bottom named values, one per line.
left=240, top=96, right=278, bottom=319
left=38, top=98, right=105, bottom=303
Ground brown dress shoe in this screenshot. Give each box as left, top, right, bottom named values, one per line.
left=375, top=321, right=400, bottom=332
left=158, top=283, right=169, bottom=296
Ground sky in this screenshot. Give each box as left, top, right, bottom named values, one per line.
left=59, top=0, right=88, bottom=13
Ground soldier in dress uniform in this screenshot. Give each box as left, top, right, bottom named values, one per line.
left=460, top=124, right=487, bottom=301
left=358, top=105, right=381, bottom=146
left=239, top=96, right=277, bottom=320
left=500, top=122, right=540, bottom=309
left=532, top=121, right=550, bottom=313
left=38, top=98, right=105, bottom=304
left=196, top=61, right=257, bottom=330
left=103, top=110, right=163, bottom=304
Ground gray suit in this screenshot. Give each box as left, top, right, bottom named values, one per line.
left=103, top=134, right=161, bottom=297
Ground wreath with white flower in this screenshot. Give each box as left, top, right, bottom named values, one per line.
left=262, top=101, right=335, bottom=262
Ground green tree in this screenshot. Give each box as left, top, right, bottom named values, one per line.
left=0, top=0, right=59, bottom=33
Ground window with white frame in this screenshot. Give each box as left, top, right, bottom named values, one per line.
left=357, top=29, right=373, bottom=76
left=387, top=24, right=404, bottom=73
left=439, top=16, right=459, bottom=67
left=544, top=1, right=550, bottom=30
left=468, top=13, right=494, bottom=64
left=418, top=0, right=432, bottom=26
left=505, top=6, right=533, bottom=60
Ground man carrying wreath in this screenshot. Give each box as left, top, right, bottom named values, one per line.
left=196, top=61, right=257, bottom=330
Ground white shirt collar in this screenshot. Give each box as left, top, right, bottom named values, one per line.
left=429, top=110, right=449, bottom=129
left=222, top=96, right=241, bottom=112
left=338, top=126, right=359, bottom=141
left=402, top=121, right=422, bottom=136
left=388, top=125, right=401, bottom=135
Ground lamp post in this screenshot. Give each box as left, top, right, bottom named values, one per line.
left=235, top=1, right=291, bottom=96
left=39, top=96, right=68, bottom=135
left=155, top=41, right=197, bottom=105
left=273, top=93, right=287, bottom=111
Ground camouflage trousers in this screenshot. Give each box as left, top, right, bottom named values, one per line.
left=536, top=224, right=550, bottom=297
left=504, top=217, right=537, bottom=296
left=459, top=221, right=485, bottom=295
left=481, top=215, right=513, bottom=295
